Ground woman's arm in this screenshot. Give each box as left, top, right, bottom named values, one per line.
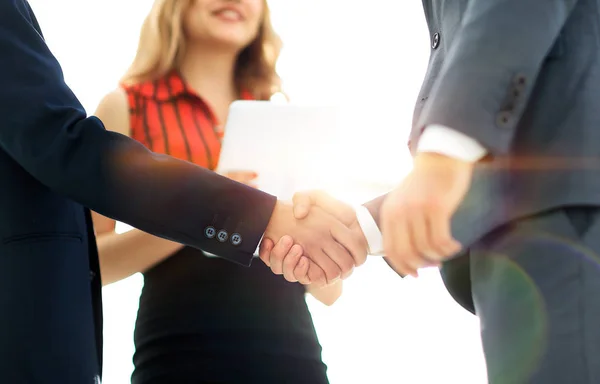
left=93, top=90, right=184, bottom=286
left=306, top=280, right=342, bottom=306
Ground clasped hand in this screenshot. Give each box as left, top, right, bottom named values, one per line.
left=261, top=199, right=368, bottom=287
left=260, top=153, right=474, bottom=283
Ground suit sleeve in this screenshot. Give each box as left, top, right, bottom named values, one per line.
left=0, top=0, right=275, bottom=266
left=416, top=0, right=579, bottom=155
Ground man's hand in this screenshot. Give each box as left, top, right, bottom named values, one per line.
left=260, top=192, right=368, bottom=285
left=259, top=236, right=317, bottom=285
left=292, top=192, right=367, bottom=268
left=262, top=200, right=367, bottom=286
left=381, top=153, right=470, bottom=277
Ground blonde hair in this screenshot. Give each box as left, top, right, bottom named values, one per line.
left=121, top=0, right=282, bottom=100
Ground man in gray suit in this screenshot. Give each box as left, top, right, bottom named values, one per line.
left=261, top=0, right=600, bottom=383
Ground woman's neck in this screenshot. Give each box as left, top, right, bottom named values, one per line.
left=178, top=44, right=239, bottom=102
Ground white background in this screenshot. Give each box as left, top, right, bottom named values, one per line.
left=27, top=1, right=487, bottom=383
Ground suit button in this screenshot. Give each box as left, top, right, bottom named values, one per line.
left=230, top=233, right=242, bottom=246
left=513, top=73, right=527, bottom=93
left=496, top=111, right=513, bottom=128
left=432, top=32, right=441, bottom=49
left=217, top=230, right=228, bottom=242
left=205, top=226, right=216, bottom=239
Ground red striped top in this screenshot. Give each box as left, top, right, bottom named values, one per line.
left=122, top=71, right=253, bottom=170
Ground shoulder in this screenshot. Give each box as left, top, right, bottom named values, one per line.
left=98, top=88, right=129, bottom=110
left=93, top=88, right=131, bottom=136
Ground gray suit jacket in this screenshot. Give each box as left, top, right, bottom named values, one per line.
left=366, top=0, right=600, bottom=313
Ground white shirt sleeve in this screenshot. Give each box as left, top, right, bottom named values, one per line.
left=355, top=205, right=385, bottom=256
left=355, top=125, right=486, bottom=256
left=416, top=125, right=488, bottom=162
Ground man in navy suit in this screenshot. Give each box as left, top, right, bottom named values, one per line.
left=265, top=0, right=600, bottom=382
left=0, top=1, right=367, bottom=382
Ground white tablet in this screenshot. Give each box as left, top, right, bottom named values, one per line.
left=217, top=100, right=341, bottom=200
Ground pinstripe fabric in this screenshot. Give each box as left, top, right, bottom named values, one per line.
left=122, top=71, right=253, bottom=170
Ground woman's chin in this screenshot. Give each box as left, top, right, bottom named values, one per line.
left=206, top=31, right=255, bottom=50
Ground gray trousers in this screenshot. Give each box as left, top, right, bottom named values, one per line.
left=471, top=207, right=600, bottom=384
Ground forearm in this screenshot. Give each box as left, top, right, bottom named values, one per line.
left=97, top=229, right=183, bottom=285
left=306, top=280, right=342, bottom=306
left=0, top=2, right=275, bottom=265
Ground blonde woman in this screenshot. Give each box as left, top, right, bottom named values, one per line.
left=92, top=0, right=339, bottom=382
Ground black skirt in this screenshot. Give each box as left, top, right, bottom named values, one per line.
left=131, top=246, right=329, bottom=384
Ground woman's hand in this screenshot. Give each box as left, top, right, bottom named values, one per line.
left=220, top=170, right=258, bottom=187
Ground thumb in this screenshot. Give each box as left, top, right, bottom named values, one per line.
left=292, top=192, right=313, bottom=219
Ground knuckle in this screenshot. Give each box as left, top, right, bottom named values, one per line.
left=357, top=250, right=368, bottom=265
left=286, top=248, right=301, bottom=261
left=279, top=235, right=293, bottom=248
left=340, top=258, right=354, bottom=274
left=410, top=198, right=430, bottom=211
left=324, top=267, right=341, bottom=282
left=342, top=268, right=354, bottom=280
left=271, top=252, right=285, bottom=263
left=427, top=198, right=447, bottom=213
left=417, top=244, right=434, bottom=257
left=284, top=274, right=297, bottom=283
left=294, top=267, right=307, bottom=280
left=431, top=238, right=449, bottom=254
left=311, top=272, right=326, bottom=286
left=291, top=244, right=303, bottom=256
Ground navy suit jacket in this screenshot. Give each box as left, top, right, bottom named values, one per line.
left=0, top=1, right=275, bottom=382
left=367, top=0, right=600, bottom=315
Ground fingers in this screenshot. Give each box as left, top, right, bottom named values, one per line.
left=292, top=192, right=313, bottom=219
left=269, top=235, right=294, bottom=275
left=428, top=208, right=462, bottom=256
left=263, top=236, right=310, bottom=284
left=404, top=202, right=461, bottom=267
left=307, top=261, right=327, bottom=287
left=382, top=210, right=419, bottom=277
left=382, top=199, right=462, bottom=277
left=282, top=244, right=303, bottom=282
left=293, top=256, right=312, bottom=285
left=265, top=202, right=361, bottom=285
left=298, top=208, right=361, bottom=283
left=405, top=211, right=439, bottom=271
left=330, top=221, right=368, bottom=267
left=271, top=237, right=350, bottom=285
left=307, top=248, right=343, bottom=284
left=292, top=190, right=356, bottom=225
left=323, top=242, right=354, bottom=280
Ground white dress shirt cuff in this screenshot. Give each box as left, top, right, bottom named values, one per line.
left=417, top=125, right=488, bottom=162
left=355, top=205, right=384, bottom=256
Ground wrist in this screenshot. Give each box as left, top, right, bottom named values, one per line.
left=264, top=200, right=291, bottom=240
left=414, top=152, right=475, bottom=175
left=349, top=220, right=367, bottom=248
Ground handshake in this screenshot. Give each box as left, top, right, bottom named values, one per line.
left=260, top=191, right=368, bottom=287
left=258, top=153, right=475, bottom=284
